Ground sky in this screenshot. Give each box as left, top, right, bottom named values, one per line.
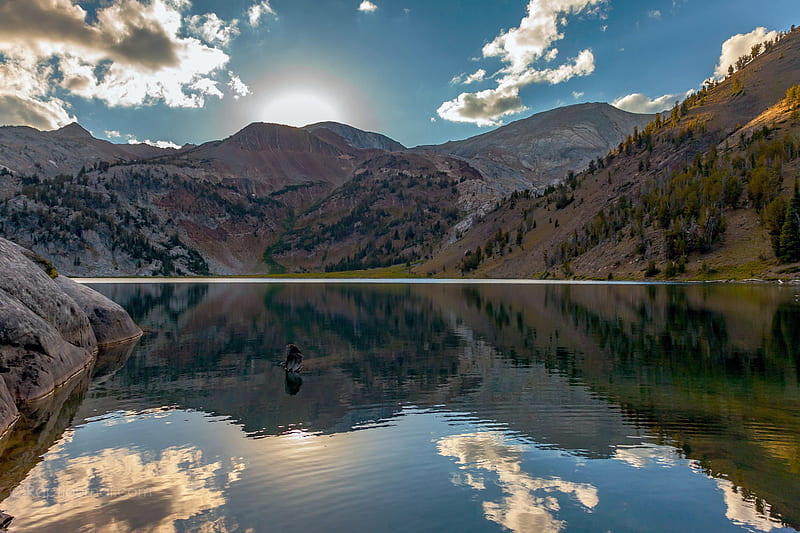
left=0, top=0, right=796, bottom=148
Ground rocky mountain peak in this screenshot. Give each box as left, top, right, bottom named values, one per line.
left=221, top=122, right=330, bottom=153
left=49, top=122, right=94, bottom=139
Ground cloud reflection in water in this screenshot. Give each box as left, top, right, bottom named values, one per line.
left=438, top=431, right=598, bottom=533
left=3, top=411, right=247, bottom=533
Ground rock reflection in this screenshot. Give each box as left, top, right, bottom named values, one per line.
left=284, top=371, right=303, bottom=395
left=438, top=431, right=598, bottom=533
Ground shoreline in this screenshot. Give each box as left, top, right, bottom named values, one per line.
left=73, top=276, right=800, bottom=285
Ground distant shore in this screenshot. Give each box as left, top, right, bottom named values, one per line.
left=74, top=276, right=800, bottom=285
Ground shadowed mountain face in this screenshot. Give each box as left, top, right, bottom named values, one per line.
left=419, top=103, right=654, bottom=190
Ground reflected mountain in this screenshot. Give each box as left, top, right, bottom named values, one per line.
left=75, top=282, right=800, bottom=530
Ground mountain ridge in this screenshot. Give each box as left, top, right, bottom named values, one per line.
left=304, top=121, right=406, bottom=152
left=418, top=26, right=800, bottom=280
left=5, top=24, right=795, bottom=278
left=418, top=102, right=653, bottom=190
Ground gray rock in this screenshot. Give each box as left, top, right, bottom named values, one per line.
left=0, top=378, right=16, bottom=441
left=0, top=239, right=96, bottom=352
left=0, top=237, right=140, bottom=437
left=55, top=276, right=142, bottom=347
left=0, top=288, right=93, bottom=402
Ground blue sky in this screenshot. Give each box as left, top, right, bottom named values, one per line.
left=0, top=0, right=796, bottom=148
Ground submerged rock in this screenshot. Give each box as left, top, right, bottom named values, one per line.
left=0, top=237, right=141, bottom=437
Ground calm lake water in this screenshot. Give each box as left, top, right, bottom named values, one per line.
left=1, top=281, right=799, bottom=532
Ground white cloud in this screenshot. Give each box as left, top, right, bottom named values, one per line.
left=0, top=0, right=251, bottom=128
left=247, top=1, right=277, bottom=26
left=714, top=27, right=778, bottom=78
left=358, top=1, right=378, bottom=13
left=465, top=69, right=488, bottom=84
left=191, top=78, right=224, bottom=99
left=0, top=55, right=75, bottom=129
left=0, top=94, right=75, bottom=130
left=572, top=91, right=584, bottom=99
left=451, top=69, right=488, bottom=86
left=648, top=9, right=661, bottom=18
left=187, top=12, right=239, bottom=46
left=105, top=130, right=122, bottom=138
left=228, top=72, right=251, bottom=99
left=437, top=87, right=527, bottom=127
left=480, top=0, right=604, bottom=75
left=611, top=90, right=694, bottom=114
left=438, top=0, right=605, bottom=126
left=127, top=136, right=181, bottom=149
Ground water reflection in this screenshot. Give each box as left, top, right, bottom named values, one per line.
left=438, top=431, right=598, bottom=533
left=0, top=281, right=798, bottom=532
left=2, top=410, right=247, bottom=532
left=284, top=371, right=303, bottom=395
left=716, top=478, right=786, bottom=533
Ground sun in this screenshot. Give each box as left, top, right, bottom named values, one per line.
left=261, top=90, right=346, bottom=127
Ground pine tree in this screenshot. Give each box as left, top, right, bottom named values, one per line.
left=778, top=183, right=800, bottom=263
left=765, top=197, right=787, bottom=258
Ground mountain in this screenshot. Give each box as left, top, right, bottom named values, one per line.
left=418, top=26, right=800, bottom=280
left=420, top=103, right=653, bottom=191
left=0, top=120, right=418, bottom=275
left=0, top=123, right=174, bottom=178
left=8, top=23, right=797, bottom=280
left=305, top=121, right=406, bottom=152
left=161, top=122, right=365, bottom=195
left=0, top=98, right=647, bottom=276
left=48, top=122, right=94, bottom=140
left=269, top=151, right=483, bottom=272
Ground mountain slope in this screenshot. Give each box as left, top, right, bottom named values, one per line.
left=305, top=121, right=406, bottom=152
left=269, top=151, right=483, bottom=272
left=420, top=103, right=653, bottom=191
left=420, top=27, right=800, bottom=280
left=160, top=122, right=362, bottom=193
left=0, top=123, right=173, bottom=177
left=0, top=120, right=414, bottom=275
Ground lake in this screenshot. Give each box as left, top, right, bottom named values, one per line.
left=0, top=281, right=798, bottom=532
